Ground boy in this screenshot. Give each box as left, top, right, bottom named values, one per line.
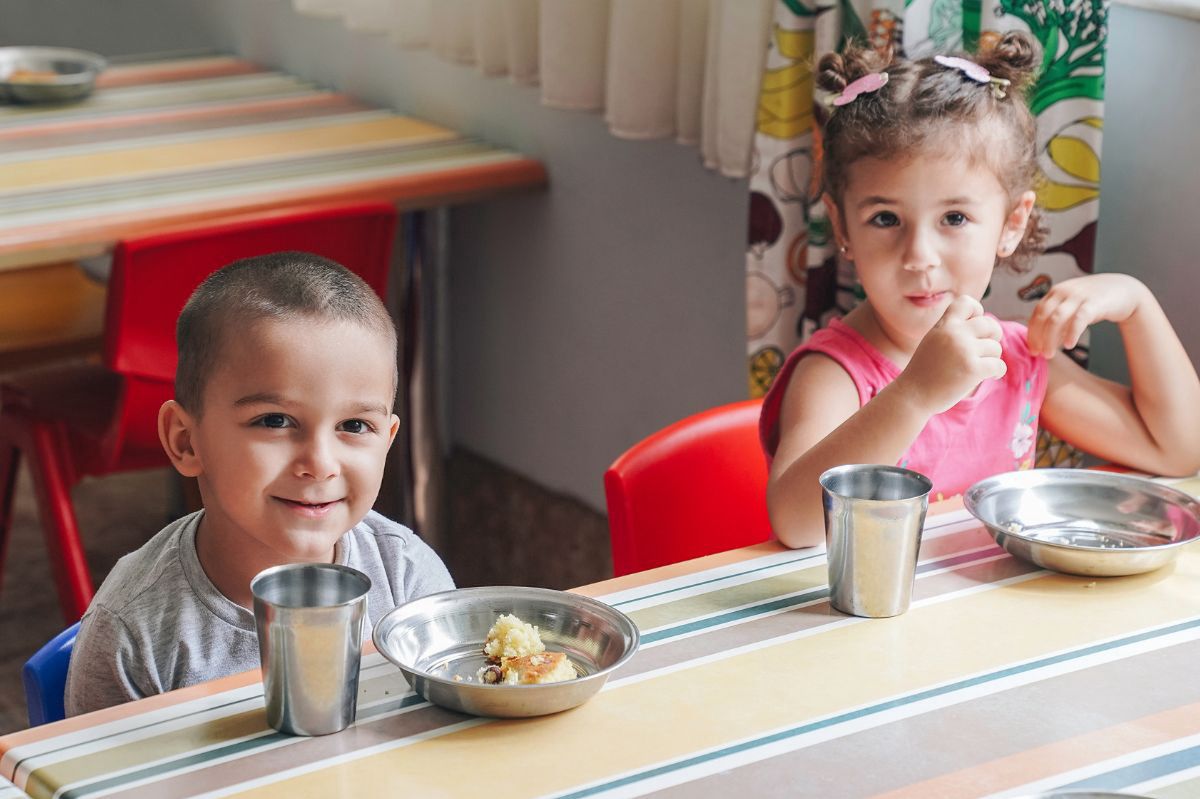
left=65, top=252, right=454, bottom=716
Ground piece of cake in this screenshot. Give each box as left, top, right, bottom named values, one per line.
left=500, top=652, right=577, bottom=685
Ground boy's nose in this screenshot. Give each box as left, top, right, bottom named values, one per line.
left=295, top=435, right=339, bottom=480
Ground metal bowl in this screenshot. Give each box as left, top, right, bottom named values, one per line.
left=964, top=469, right=1200, bottom=577
left=1012, top=787, right=1152, bottom=791
left=0, top=47, right=106, bottom=104
left=373, top=586, right=640, bottom=718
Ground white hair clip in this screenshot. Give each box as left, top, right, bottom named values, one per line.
left=934, top=54, right=1011, bottom=99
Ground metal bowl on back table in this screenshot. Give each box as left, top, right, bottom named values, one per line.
left=373, top=586, right=639, bottom=718
left=0, top=47, right=106, bottom=104
left=964, top=469, right=1200, bottom=577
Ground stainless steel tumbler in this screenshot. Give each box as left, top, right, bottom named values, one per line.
left=251, top=563, right=371, bottom=736
left=820, top=464, right=932, bottom=618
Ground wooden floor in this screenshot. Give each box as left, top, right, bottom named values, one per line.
left=0, top=448, right=609, bottom=734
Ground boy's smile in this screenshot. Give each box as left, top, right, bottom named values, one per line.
left=164, top=315, right=399, bottom=606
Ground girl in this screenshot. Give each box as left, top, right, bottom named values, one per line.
left=761, top=32, right=1200, bottom=549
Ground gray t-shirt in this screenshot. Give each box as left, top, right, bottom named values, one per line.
left=65, top=509, right=454, bottom=717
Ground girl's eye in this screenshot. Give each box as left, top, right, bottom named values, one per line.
left=944, top=212, right=967, bottom=226
left=339, top=419, right=374, bottom=435
left=868, top=211, right=899, bottom=228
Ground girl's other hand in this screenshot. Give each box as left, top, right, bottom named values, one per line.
left=1027, top=274, right=1148, bottom=358
left=896, top=295, right=1007, bottom=415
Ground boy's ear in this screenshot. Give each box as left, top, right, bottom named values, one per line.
left=158, top=400, right=203, bottom=478
left=998, top=190, right=1037, bottom=257
left=387, top=414, right=401, bottom=448
left=822, top=194, right=851, bottom=259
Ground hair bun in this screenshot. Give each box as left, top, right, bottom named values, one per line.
left=816, top=41, right=894, bottom=95
left=976, top=31, right=1040, bottom=91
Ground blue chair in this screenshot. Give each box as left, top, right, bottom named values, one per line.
left=22, top=622, right=79, bottom=726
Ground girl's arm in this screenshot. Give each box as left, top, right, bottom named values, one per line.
left=1033, top=274, right=1200, bottom=475
left=769, top=296, right=1006, bottom=548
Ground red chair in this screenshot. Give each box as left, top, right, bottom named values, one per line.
left=604, top=398, right=773, bottom=577
left=0, top=203, right=398, bottom=622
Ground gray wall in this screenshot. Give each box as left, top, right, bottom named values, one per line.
left=1091, top=4, right=1200, bottom=383
left=4, top=0, right=749, bottom=511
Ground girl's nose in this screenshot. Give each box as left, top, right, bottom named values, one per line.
left=902, top=227, right=939, bottom=272
left=295, top=434, right=339, bottom=480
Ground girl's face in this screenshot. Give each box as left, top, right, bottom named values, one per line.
left=826, top=152, right=1035, bottom=353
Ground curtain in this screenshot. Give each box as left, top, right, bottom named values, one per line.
left=290, top=0, right=778, bottom=178
left=747, top=0, right=1106, bottom=469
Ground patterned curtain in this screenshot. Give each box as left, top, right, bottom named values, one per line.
left=747, top=0, right=1106, bottom=469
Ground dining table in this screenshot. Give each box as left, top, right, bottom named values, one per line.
left=0, top=52, right=544, bottom=270
left=3, top=475, right=1200, bottom=798
left=0, top=51, right=547, bottom=543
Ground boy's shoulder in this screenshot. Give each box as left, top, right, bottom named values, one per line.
left=345, top=510, right=439, bottom=565
left=344, top=511, right=454, bottom=604
left=89, top=512, right=203, bottom=617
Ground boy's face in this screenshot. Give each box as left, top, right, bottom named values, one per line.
left=177, top=317, right=399, bottom=565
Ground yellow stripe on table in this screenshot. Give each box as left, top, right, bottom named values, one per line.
left=0, top=116, right=458, bottom=194
left=229, top=553, right=1200, bottom=798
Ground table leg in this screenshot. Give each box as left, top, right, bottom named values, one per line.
left=400, top=210, right=449, bottom=552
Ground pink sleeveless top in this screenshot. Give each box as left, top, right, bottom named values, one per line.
left=759, top=316, right=1049, bottom=501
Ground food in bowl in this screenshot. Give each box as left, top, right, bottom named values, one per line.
left=7, top=68, right=61, bottom=83
left=477, top=613, right=577, bottom=685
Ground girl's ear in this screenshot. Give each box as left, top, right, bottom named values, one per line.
left=822, top=194, right=851, bottom=258
left=158, top=400, right=203, bottom=478
left=998, top=190, right=1037, bottom=257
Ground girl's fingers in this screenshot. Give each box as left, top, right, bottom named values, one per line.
left=976, top=337, right=1003, bottom=359
left=1062, top=304, right=1094, bottom=351
left=940, top=294, right=984, bottom=325
left=1035, top=297, right=1076, bottom=358
left=967, top=314, right=1003, bottom=341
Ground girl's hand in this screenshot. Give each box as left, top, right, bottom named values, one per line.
left=1027, top=274, right=1149, bottom=358
left=895, top=295, right=1007, bottom=415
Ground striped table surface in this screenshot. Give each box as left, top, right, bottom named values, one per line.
left=0, top=54, right=545, bottom=271
left=4, top=481, right=1200, bottom=799
left=0, top=774, right=25, bottom=799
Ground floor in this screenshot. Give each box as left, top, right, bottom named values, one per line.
left=0, top=447, right=610, bottom=735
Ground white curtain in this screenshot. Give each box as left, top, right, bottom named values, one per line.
left=291, top=0, right=773, bottom=177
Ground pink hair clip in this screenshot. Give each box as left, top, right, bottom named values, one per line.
left=832, top=71, right=888, bottom=107
left=933, top=54, right=1011, bottom=99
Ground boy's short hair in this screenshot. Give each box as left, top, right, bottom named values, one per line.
left=175, top=251, right=397, bottom=414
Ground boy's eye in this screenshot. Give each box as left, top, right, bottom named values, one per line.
left=944, top=212, right=967, bottom=226
left=868, top=211, right=899, bottom=228
left=339, top=419, right=374, bottom=435
left=256, top=413, right=291, bottom=429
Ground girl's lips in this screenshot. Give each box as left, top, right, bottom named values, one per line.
left=905, top=291, right=949, bottom=308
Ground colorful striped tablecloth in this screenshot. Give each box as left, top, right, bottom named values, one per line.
left=0, top=774, right=28, bottom=799
left=0, top=54, right=545, bottom=271
left=4, top=481, right=1200, bottom=799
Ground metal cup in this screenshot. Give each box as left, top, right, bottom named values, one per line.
left=820, top=464, right=933, bottom=618
left=251, top=563, right=371, bottom=736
